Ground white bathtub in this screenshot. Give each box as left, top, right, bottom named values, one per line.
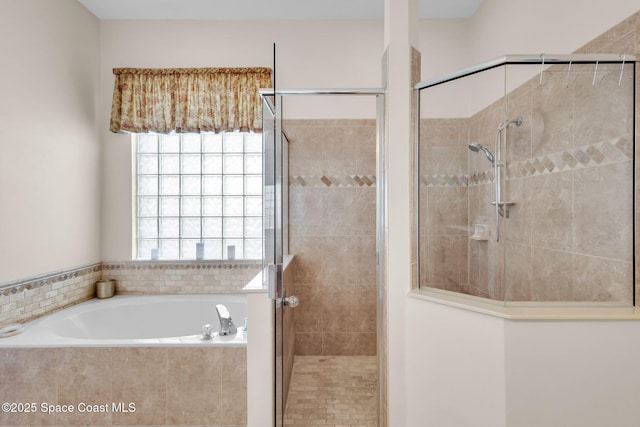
left=0, top=294, right=247, bottom=347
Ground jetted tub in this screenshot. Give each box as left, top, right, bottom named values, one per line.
left=0, top=294, right=247, bottom=347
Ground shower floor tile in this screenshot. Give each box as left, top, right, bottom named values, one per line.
left=284, top=355, right=377, bottom=427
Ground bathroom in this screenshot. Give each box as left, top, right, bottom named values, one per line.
left=2, top=0, right=640, bottom=426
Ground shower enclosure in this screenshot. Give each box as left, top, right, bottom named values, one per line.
left=262, top=89, right=385, bottom=427
left=416, top=54, right=636, bottom=306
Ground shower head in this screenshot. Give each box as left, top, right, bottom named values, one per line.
left=468, top=142, right=495, bottom=165
left=507, top=116, right=523, bottom=127
left=498, top=116, right=524, bottom=130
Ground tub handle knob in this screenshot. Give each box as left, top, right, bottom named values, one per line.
left=201, top=323, right=214, bottom=340
left=283, top=295, right=299, bottom=308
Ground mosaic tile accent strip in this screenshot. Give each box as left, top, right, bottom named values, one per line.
left=0, top=263, right=102, bottom=326
left=0, top=263, right=101, bottom=295
left=422, top=137, right=632, bottom=187
left=506, top=137, right=632, bottom=179
left=102, top=261, right=261, bottom=271
left=102, top=261, right=262, bottom=294
left=0, top=261, right=262, bottom=326
left=420, top=174, right=470, bottom=187
left=290, top=175, right=376, bottom=188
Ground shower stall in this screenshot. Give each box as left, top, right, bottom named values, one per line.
left=261, top=89, right=385, bottom=427
left=416, top=54, right=636, bottom=306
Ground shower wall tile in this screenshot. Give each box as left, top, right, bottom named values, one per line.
left=323, top=283, right=358, bottom=333
left=531, top=248, right=573, bottom=301
left=503, top=177, right=532, bottom=246
left=506, top=88, right=533, bottom=162
left=356, top=126, right=378, bottom=175
left=356, top=284, right=378, bottom=334
left=573, top=162, right=634, bottom=261
left=530, top=171, right=573, bottom=252
left=289, top=283, right=323, bottom=333
left=573, top=255, right=633, bottom=303
left=428, top=146, right=468, bottom=174
left=357, top=235, right=378, bottom=287
left=357, top=332, right=377, bottom=355
left=573, top=64, right=634, bottom=147
left=426, top=186, right=468, bottom=236
left=295, top=332, right=323, bottom=355
left=531, top=72, right=574, bottom=156
left=427, top=235, right=467, bottom=288
left=286, top=119, right=376, bottom=356
left=322, top=332, right=360, bottom=356
left=289, top=187, right=325, bottom=237
left=503, top=243, right=532, bottom=302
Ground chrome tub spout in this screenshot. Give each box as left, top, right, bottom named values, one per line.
left=215, top=304, right=237, bottom=336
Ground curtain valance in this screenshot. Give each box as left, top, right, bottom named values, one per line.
left=109, top=67, right=272, bottom=134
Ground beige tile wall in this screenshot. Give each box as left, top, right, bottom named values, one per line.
left=0, top=264, right=101, bottom=327
left=0, top=261, right=261, bottom=327
left=102, top=261, right=261, bottom=294
left=0, top=346, right=246, bottom=427
left=419, top=10, right=639, bottom=304
left=286, top=119, right=377, bottom=356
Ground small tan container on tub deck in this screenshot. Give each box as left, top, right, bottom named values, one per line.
left=95, top=280, right=115, bottom=299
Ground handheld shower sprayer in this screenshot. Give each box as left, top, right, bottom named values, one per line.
left=468, top=142, right=495, bottom=165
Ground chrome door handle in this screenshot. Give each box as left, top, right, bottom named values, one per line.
left=283, top=295, right=299, bottom=308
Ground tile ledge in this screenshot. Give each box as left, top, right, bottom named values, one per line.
left=408, top=288, right=640, bottom=320
left=242, top=254, right=295, bottom=293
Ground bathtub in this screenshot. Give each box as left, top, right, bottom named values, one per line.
left=0, top=294, right=249, bottom=426
left=0, top=294, right=247, bottom=347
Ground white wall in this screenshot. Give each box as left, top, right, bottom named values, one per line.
left=0, top=0, right=100, bottom=282
left=504, top=320, right=640, bottom=427
left=99, top=19, right=384, bottom=261
left=405, top=299, right=507, bottom=427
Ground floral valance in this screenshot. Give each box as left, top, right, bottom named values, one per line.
left=110, top=67, right=272, bottom=134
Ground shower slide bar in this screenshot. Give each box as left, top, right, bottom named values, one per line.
left=414, top=53, right=635, bottom=90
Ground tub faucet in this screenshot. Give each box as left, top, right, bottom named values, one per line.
left=215, top=304, right=237, bottom=336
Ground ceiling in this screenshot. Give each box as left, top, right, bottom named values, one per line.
left=77, top=0, right=484, bottom=20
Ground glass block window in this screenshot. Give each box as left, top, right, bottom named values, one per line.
left=135, top=132, right=262, bottom=260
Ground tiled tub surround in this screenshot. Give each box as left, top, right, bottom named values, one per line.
left=0, top=294, right=249, bottom=426
left=0, top=346, right=246, bottom=427
left=286, top=119, right=377, bottom=356
left=0, top=261, right=261, bottom=327
left=420, top=63, right=634, bottom=303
